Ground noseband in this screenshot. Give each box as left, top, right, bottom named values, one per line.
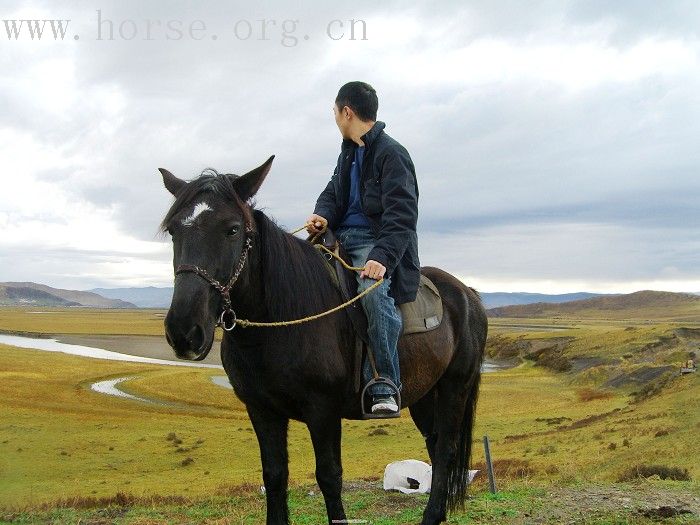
left=174, top=223, right=254, bottom=331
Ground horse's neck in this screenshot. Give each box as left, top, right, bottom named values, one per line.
left=230, top=226, right=339, bottom=325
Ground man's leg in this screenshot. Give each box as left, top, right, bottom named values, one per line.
left=336, top=227, right=403, bottom=399
left=358, top=271, right=403, bottom=398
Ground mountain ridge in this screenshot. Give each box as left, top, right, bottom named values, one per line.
left=2, top=283, right=698, bottom=315
left=487, top=289, right=700, bottom=320
left=0, top=282, right=136, bottom=308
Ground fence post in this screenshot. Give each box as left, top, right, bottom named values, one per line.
left=483, top=435, right=497, bottom=494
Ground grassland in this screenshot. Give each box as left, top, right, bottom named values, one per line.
left=0, top=308, right=698, bottom=523
left=0, top=307, right=167, bottom=336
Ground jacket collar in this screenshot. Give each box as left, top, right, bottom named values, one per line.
left=341, top=120, right=386, bottom=150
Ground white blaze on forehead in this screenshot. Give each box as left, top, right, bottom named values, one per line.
left=181, top=201, right=213, bottom=226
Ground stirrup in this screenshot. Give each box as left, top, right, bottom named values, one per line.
left=360, top=377, right=401, bottom=420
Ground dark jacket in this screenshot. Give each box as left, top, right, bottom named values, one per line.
left=314, top=121, right=420, bottom=305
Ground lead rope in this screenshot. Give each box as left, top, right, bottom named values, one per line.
left=247, top=222, right=382, bottom=381
left=290, top=223, right=382, bottom=381
left=287, top=224, right=383, bottom=381
left=182, top=221, right=384, bottom=381
left=231, top=223, right=384, bottom=336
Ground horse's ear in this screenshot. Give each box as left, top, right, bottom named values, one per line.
left=159, top=168, right=187, bottom=196
left=233, top=155, right=274, bottom=201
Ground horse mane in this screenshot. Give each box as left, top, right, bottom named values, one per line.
left=253, top=208, right=341, bottom=324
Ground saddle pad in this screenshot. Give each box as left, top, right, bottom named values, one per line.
left=399, top=274, right=443, bottom=335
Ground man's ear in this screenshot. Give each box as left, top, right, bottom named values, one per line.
left=233, top=155, right=275, bottom=202
left=159, top=168, right=187, bottom=196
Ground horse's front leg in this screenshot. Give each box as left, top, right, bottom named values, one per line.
left=306, top=408, right=347, bottom=524
left=247, top=404, right=290, bottom=525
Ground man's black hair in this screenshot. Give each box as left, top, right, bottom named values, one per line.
left=335, top=81, right=378, bottom=122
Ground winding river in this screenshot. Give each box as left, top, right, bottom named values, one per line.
left=1, top=333, right=505, bottom=404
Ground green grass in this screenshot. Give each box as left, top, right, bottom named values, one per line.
left=2, top=481, right=698, bottom=524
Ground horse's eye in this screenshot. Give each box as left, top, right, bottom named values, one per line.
left=227, top=226, right=239, bottom=236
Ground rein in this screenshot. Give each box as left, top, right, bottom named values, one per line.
left=174, top=222, right=383, bottom=331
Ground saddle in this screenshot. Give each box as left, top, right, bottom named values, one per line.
left=307, top=229, right=444, bottom=393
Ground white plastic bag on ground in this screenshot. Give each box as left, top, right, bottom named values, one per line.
left=383, top=460, right=479, bottom=494
left=383, top=459, right=432, bottom=493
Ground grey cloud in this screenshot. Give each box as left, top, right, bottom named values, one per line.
left=566, top=0, right=700, bottom=43
left=0, top=243, right=171, bottom=289
left=2, top=0, right=699, bottom=290
left=419, top=222, right=700, bottom=283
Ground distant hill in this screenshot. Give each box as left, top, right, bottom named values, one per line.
left=0, top=282, right=136, bottom=308
left=88, top=286, right=173, bottom=308
left=0, top=285, right=81, bottom=307
left=87, top=289, right=607, bottom=310
left=487, top=290, right=700, bottom=321
left=3, top=282, right=698, bottom=313
left=479, top=291, right=609, bottom=309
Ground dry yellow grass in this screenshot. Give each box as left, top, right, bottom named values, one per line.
left=0, top=307, right=167, bottom=336
left=0, top=310, right=698, bottom=510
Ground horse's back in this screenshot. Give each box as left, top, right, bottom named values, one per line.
left=419, top=266, right=486, bottom=321
left=419, top=265, right=488, bottom=356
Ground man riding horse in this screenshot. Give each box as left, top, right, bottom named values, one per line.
left=159, top=82, right=487, bottom=524
left=306, top=81, right=420, bottom=416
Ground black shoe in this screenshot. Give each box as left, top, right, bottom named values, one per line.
left=371, top=394, right=399, bottom=414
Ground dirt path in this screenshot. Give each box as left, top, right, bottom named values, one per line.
left=542, top=483, right=699, bottom=523
left=340, top=479, right=700, bottom=523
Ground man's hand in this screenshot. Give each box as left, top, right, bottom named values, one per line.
left=360, top=260, right=386, bottom=280
left=305, top=214, right=328, bottom=234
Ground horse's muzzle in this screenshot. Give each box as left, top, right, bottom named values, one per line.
left=164, top=319, right=212, bottom=361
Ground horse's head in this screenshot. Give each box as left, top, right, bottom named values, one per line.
left=158, top=156, right=274, bottom=360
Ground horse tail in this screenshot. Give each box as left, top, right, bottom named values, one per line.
left=446, top=286, right=488, bottom=513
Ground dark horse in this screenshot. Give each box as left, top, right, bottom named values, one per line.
left=158, top=156, right=488, bottom=525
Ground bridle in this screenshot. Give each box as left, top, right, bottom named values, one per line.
left=174, top=222, right=254, bottom=331
left=170, top=219, right=384, bottom=332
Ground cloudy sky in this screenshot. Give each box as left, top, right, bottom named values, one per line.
left=1, top=0, right=698, bottom=294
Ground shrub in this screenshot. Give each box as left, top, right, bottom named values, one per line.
left=533, top=347, right=572, bottom=372
left=472, top=458, right=534, bottom=479
left=32, top=492, right=189, bottom=510
left=535, top=416, right=571, bottom=425
left=617, top=464, right=691, bottom=482
left=544, top=465, right=560, bottom=475
left=485, top=335, right=526, bottom=360
left=577, top=388, right=614, bottom=402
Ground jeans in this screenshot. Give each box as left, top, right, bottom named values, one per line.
left=335, top=225, right=403, bottom=397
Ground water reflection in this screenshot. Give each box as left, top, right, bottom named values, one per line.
left=0, top=334, right=221, bottom=369
left=91, top=376, right=154, bottom=403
